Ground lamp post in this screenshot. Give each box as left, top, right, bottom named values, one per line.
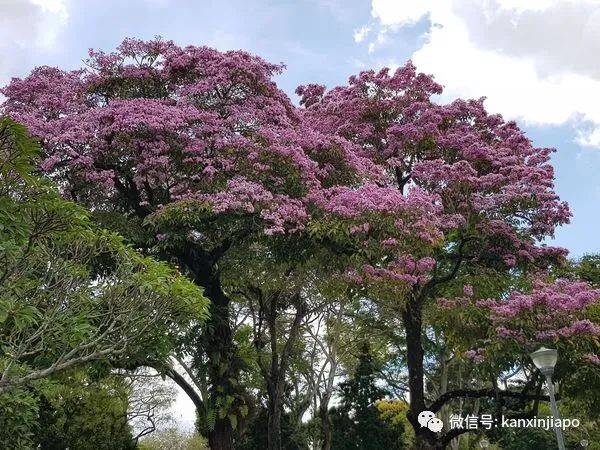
left=530, top=347, right=565, bottom=450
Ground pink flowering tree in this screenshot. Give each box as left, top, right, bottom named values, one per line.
left=0, top=38, right=320, bottom=450
left=0, top=38, right=384, bottom=450
left=462, top=278, right=600, bottom=373
left=431, top=274, right=600, bottom=443
left=3, top=37, right=598, bottom=449
left=296, top=64, right=592, bottom=448
left=484, top=279, right=600, bottom=348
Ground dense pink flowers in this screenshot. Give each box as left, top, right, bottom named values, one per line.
left=474, top=279, right=600, bottom=364
left=299, top=65, right=571, bottom=273
left=0, top=38, right=575, bottom=291
left=439, top=278, right=600, bottom=366
left=1, top=38, right=328, bottom=235
left=487, top=279, right=600, bottom=319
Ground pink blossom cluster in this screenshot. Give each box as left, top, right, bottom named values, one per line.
left=361, top=255, right=438, bottom=286
left=487, top=279, right=600, bottom=319
left=464, top=348, right=486, bottom=364
left=299, top=64, right=571, bottom=271
left=478, top=279, right=600, bottom=363
left=0, top=39, right=575, bottom=288
left=309, top=183, right=441, bottom=222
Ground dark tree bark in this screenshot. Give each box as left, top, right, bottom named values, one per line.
left=402, top=296, right=443, bottom=449
left=319, top=404, right=332, bottom=450
left=267, top=381, right=284, bottom=450
left=181, top=246, right=240, bottom=450
left=208, top=419, right=234, bottom=450
left=163, top=367, right=204, bottom=412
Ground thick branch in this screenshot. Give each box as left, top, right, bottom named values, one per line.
left=163, top=366, right=205, bottom=412
left=429, top=388, right=554, bottom=413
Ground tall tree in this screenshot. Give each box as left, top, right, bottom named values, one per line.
left=296, top=65, right=597, bottom=447
left=330, top=343, right=404, bottom=450
left=0, top=38, right=367, bottom=449
left=4, top=41, right=598, bottom=449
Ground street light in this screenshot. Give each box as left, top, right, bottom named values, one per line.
left=530, top=347, right=565, bottom=450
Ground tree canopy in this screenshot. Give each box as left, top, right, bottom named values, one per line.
left=1, top=38, right=599, bottom=449
left=0, top=115, right=209, bottom=448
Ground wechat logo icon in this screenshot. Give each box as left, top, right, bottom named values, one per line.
left=418, top=410, right=444, bottom=433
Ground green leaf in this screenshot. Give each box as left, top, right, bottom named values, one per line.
left=228, top=413, right=237, bottom=430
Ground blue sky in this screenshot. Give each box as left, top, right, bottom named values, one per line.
left=2, top=0, right=600, bottom=257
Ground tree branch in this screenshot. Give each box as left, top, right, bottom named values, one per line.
left=429, top=388, right=554, bottom=413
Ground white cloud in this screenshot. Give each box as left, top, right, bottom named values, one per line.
left=371, top=0, right=434, bottom=27
left=367, top=29, right=388, bottom=54
left=30, top=0, right=68, bottom=17
left=364, top=0, right=600, bottom=148
left=0, top=0, right=68, bottom=86
left=353, top=25, right=371, bottom=43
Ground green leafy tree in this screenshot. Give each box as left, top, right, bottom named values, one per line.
left=0, top=116, right=209, bottom=393
left=35, top=370, right=134, bottom=450
left=0, top=117, right=209, bottom=447
left=236, top=406, right=309, bottom=450
left=330, top=343, right=404, bottom=450
left=0, top=387, right=39, bottom=449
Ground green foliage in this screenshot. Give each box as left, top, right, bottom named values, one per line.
left=0, top=117, right=209, bottom=394
left=0, top=116, right=39, bottom=185
left=330, top=343, right=405, bottom=450
left=145, top=198, right=251, bottom=255
left=574, top=254, right=600, bottom=287
left=558, top=398, right=600, bottom=449
left=91, top=210, right=152, bottom=252
left=35, top=371, right=135, bottom=450
left=491, top=426, right=556, bottom=450
left=375, top=400, right=413, bottom=448
left=0, top=118, right=210, bottom=448
left=0, top=387, right=39, bottom=449
left=236, top=407, right=309, bottom=450
left=557, top=254, right=600, bottom=287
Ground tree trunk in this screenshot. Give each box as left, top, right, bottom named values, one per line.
left=208, top=419, right=234, bottom=450
left=402, top=299, right=426, bottom=428
left=203, top=284, right=236, bottom=450
left=262, top=294, right=307, bottom=450
left=182, top=248, right=238, bottom=450
left=319, top=405, right=332, bottom=450
left=268, top=384, right=283, bottom=450
left=403, top=298, right=444, bottom=449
